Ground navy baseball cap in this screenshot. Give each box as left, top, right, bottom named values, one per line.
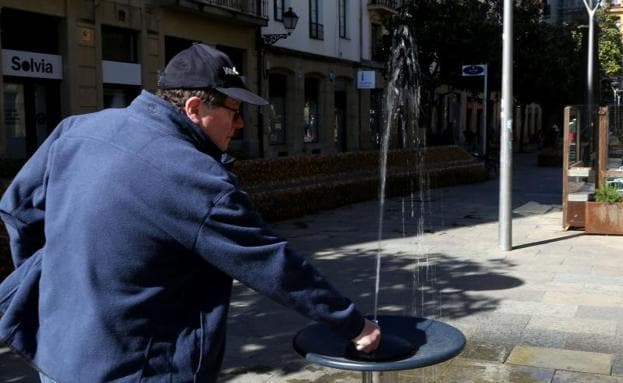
left=158, top=43, right=268, bottom=105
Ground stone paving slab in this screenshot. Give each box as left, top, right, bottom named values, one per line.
left=436, top=358, right=555, bottom=383
left=525, top=316, right=617, bottom=336
left=4, top=152, right=623, bottom=382
left=552, top=370, right=623, bottom=383
left=507, top=345, right=612, bottom=374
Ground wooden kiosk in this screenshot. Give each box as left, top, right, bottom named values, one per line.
left=563, top=105, right=623, bottom=232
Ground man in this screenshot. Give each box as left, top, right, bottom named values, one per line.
left=0, top=44, right=380, bottom=382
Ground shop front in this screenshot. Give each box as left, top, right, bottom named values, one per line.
left=2, top=49, right=61, bottom=158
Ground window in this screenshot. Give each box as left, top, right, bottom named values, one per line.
left=269, top=74, right=287, bottom=145
left=102, top=26, right=138, bottom=63
left=3, top=83, right=25, bottom=138
left=104, top=85, right=140, bottom=108
left=309, top=0, right=324, bottom=40
left=274, top=0, right=284, bottom=21
left=338, top=0, right=348, bottom=39
left=371, top=23, right=387, bottom=62
left=304, top=77, right=320, bottom=143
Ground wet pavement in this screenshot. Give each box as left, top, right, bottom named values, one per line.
left=2, top=151, right=623, bottom=382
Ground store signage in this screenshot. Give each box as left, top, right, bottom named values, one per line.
left=357, top=70, right=375, bottom=89
left=102, top=60, right=142, bottom=85
left=2, top=49, right=63, bottom=79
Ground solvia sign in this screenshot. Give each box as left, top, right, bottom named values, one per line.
left=2, top=49, right=63, bottom=80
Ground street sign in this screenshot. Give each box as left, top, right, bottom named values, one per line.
left=462, top=64, right=487, bottom=77
left=357, top=70, right=375, bottom=89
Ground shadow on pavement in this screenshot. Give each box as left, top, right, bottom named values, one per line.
left=220, top=249, right=524, bottom=381
left=512, top=232, right=585, bottom=250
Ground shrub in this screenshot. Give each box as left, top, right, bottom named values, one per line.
left=594, top=182, right=623, bottom=204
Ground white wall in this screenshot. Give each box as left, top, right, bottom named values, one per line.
left=261, top=0, right=363, bottom=62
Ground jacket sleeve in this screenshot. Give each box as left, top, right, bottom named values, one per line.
left=193, top=187, right=365, bottom=340
left=0, top=122, right=65, bottom=268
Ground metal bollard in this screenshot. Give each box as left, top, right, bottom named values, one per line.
left=362, top=371, right=399, bottom=383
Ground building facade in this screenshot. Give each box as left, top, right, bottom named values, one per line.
left=0, top=0, right=401, bottom=160
left=0, top=0, right=266, bottom=159
left=259, top=0, right=398, bottom=157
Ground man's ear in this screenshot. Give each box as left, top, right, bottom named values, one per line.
left=184, top=96, right=203, bottom=123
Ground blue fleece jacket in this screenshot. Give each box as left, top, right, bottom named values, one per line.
left=0, top=90, right=364, bottom=382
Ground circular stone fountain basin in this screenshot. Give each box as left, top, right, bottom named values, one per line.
left=293, top=315, right=465, bottom=372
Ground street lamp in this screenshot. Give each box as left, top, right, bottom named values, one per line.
left=262, top=7, right=299, bottom=46
left=611, top=79, right=622, bottom=132
left=582, top=0, right=601, bottom=138
left=256, top=7, right=299, bottom=157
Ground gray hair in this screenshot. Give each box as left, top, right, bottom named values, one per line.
left=155, top=88, right=227, bottom=114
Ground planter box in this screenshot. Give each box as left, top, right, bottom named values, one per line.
left=585, top=201, right=623, bottom=235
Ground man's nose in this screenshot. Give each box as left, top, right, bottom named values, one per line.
left=234, top=117, right=244, bottom=130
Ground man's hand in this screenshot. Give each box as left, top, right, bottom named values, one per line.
left=351, top=319, right=381, bottom=353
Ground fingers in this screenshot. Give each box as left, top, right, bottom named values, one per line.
left=352, top=318, right=381, bottom=353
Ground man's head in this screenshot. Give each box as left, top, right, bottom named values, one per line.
left=157, top=43, right=267, bottom=151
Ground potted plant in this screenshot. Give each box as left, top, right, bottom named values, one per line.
left=585, top=182, right=623, bottom=234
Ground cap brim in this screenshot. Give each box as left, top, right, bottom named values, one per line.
left=216, top=87, right=268, bottom=106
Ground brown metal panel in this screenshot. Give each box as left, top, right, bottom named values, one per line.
left=585, top=202, right=623, bottom=235
left=566, top=201, right=586, bottom=228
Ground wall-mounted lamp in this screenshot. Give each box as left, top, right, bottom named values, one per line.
left=328, top=70, right=336, bottom=83
left=262, top=7, right=299, bottom=46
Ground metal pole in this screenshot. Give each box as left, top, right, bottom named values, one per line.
left=482, top=65, right=488, bottom=156
left=583, top=0, right=601, bottom=140
left=499, top=0, right=513, bottom=251
left=362, top=371, right=399, bottom=383
left=256, top=30, right=265, bottom=158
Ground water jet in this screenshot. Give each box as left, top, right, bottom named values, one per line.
left=293, top=10, right=465, bottom=382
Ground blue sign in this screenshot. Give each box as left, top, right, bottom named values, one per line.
left=462, top=64, right=487, bottom=77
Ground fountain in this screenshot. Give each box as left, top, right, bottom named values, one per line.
left=292, top=10, right=465, bottom=383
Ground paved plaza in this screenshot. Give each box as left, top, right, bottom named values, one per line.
left=2, top=151, right=623, bottom=382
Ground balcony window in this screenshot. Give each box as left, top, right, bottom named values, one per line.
left=274, top=0, right=284, bottom=21
left=339, top=0, right=348, bottom=39
left=309, top=0, right=324, bottom=40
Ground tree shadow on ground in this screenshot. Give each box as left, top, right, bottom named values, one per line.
left=219, top=249, right=522, bottom=382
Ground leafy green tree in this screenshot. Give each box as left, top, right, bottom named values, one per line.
left=596, top=5, right=623, bottom=104
left=514, top=0, right=583, bottom=130
left=393, top=0, right=585, bottom=140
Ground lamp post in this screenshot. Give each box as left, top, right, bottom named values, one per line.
left=499, top=0, right=513, bottom=251
left=612, top=80, right=621, bottom=133
left=256, top=7, right=299, bottom=157
left=582, top=0, right=601, bottom=141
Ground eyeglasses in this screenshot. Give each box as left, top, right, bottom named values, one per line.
left=218, top=104, right=242, bottom=121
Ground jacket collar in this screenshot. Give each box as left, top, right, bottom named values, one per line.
left=129, top=90, right=227, bottom=163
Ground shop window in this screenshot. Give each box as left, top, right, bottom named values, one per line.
left=3, top=83, right=26, bottom=138
left=269, top=74, right=287, bottom=145
left=304, top=77, right=320, bottom=143
left=104, top=85, right=140, bottom=109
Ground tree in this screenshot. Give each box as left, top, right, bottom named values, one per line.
left=596, top=5, right=623, bottom=104
left=385, top=0, right=589, bottom=143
